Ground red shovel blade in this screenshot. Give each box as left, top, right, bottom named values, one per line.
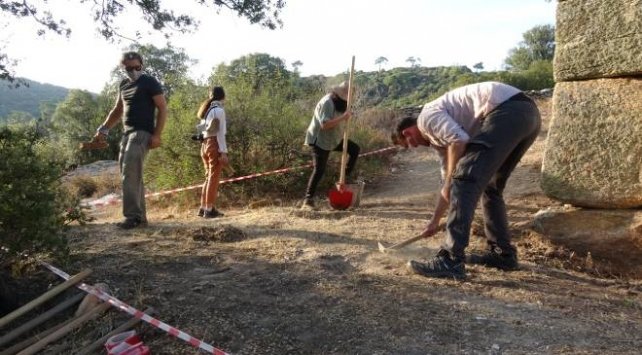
left=328, top=184, right=354, bottom=210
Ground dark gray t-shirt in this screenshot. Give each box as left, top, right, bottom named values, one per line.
left=119, top=74, right=163, bottom=134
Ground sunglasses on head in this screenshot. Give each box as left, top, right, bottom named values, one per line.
left=124, top=65, right=142, bottom=72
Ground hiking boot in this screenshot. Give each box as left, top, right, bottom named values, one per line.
left=203, top=209, right=224, bottom=218
left=300, top=198, right=316, bottom=211
left=197, top=208, right=205, bottom=217
left=407, top=251, right=465, bottom=280
left=467, top=250, right=519, bottom=271
left=116, top=218, right=147, bottom=230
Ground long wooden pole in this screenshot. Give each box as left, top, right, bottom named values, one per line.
left=0, top=293, right=84, bottom=347
left=338, top=55, right=356, bottom=187
left=0, top=269, right=91, bottom=329
left=17, top=302, right=110, bottom=355
left=0, top=318, right=74, bottom=355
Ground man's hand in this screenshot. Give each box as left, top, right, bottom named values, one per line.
left=149, top=134, right=162, bottom=149
left=342, top=111, right=352, bottom=121
left=218, top=153, right=229, bottom=166
left=420, top=220, right=441, bottom=238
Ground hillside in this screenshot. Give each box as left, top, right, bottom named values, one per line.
left=0, top=78, right=69, bottom=119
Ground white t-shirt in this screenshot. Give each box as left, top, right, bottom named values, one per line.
left=203, top=101, right=228, bottom=153
left=417, top=82, right=520, bottom=148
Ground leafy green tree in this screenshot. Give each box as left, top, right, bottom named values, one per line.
left=110, top=44, right=195, bottom=99
left=0, top=0, right=286, bottom=82
left=49, top=89, right=118, bottom=164
left=473, top=62, right=484, bottom=71
left=505, top=24, right=555, bottom=71
left=211, top=53, right=291, bottom=93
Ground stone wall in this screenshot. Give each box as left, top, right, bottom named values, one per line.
left=541, top=0, right=642, bottom=208
left=554, top=0, right=642, bottom=81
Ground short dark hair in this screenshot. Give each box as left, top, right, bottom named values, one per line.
left=395, top=116, right=417, bottom=136
left=211, top=86, right=225, bottom=101
left=391, top=116, right=418, bottom=145
left=121, top=51, right=143, bottom=65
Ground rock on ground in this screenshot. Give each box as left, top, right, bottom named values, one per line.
left=533, top=206, right=642, bottom=277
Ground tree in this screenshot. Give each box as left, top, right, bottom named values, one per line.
left=49, top=89, right=119, bottom=164
left=406, top=56, right=421, bottom=68
left=291, top=60, right=303, bottom=73
left=473, top=62, right=484, bottom=71
left=211, top=53, right=291, bottom=93
left=110, top=44, right=196, bottom=99
left=374, top=56, right=388, bottom=71
left=505, top=24, right=555, bottom=71
left=0, top=0, right=286, bottom=82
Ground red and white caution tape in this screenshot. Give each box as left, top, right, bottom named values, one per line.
left=40, top=261, right=230, bottom=355
left=86, top=146, right=397, bottom=208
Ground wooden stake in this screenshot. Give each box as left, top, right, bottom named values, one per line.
left=16, top=302, right=110, bottom=355
left=0, top=318, right=74, bottom=355
left=0, top=293, right=84, bottom=347
left=0, top=269, right=92, bottom=329
left=76, top=307, right=154, bottom=355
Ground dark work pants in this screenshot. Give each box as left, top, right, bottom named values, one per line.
left=443, top=99, right=541, bottom=260
left=304, top=139, right=360, bottom=200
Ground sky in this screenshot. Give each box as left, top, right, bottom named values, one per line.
left=1, top=0, right=556, bottom=93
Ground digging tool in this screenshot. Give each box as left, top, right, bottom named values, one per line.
left=378, top=222, right=446, bottom=252
left=328, top=56, right=356, bottom=210
left=79, top=135, right=108, bottom=151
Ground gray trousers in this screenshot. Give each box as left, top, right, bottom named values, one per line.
left=119, top=130, right=151, bottom=222
left=443, top=99, right=541, bottom=260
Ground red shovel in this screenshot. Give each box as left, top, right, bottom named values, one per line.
left=328, top=56, right=356, bottom=210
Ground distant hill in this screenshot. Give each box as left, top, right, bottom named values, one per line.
left=0, top=79, right=70, bottom=119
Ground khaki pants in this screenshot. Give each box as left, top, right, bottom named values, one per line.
left=200, top=137, right=223, bottom=209
left=119, top=131, right=151, bottom=222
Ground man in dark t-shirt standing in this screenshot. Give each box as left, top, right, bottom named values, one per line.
left=94, top=52, right=167, bottom=229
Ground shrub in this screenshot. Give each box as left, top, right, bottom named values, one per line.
left=0, top=125, right=86, bottom=259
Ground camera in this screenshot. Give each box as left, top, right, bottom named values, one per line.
left=191, top=133, right=204, bottom=142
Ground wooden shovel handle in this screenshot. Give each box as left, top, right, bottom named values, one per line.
left=339, top=55, right=356, bottom=185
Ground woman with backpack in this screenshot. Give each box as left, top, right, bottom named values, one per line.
left=197, top=86, right=229, bottom=218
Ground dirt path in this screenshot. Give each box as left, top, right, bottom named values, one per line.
left=61, top=100, right=642, bottom=354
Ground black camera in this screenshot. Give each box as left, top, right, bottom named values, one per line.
left=191, top=133, right=204, bottom=142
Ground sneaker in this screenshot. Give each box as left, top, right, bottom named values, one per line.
left=407, top=251, right=465, bottom=280
left=300, top=198, right=316, bottom=211
left=466, top=250, right=519, bottom=271
left=116, top=218, right=146, bottom=230
left=197, top=208, right=205, bottom=217
left=203, top=209, right=224, bottom=219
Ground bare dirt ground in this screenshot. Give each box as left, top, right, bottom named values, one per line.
left=54, top=98, right=642, bottom=354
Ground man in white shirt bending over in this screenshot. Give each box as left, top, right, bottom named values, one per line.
left=392, top=81, right=541, bottom=280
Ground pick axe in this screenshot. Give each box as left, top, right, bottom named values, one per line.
left=377, top=222, right=446, bottom=253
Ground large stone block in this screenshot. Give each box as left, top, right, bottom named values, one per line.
left=533, top=207, right=642, bottom=278
left=541, top=78, right=642, bottom=208
left=555, top=0, right=642, bottom=81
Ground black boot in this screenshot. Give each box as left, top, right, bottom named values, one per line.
left=467, top=248, right=518, bottom=271
left=407, top=250, right=465, bottom=280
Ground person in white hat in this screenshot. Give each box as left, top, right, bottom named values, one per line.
left=301, top=81, right=360, bottom=209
